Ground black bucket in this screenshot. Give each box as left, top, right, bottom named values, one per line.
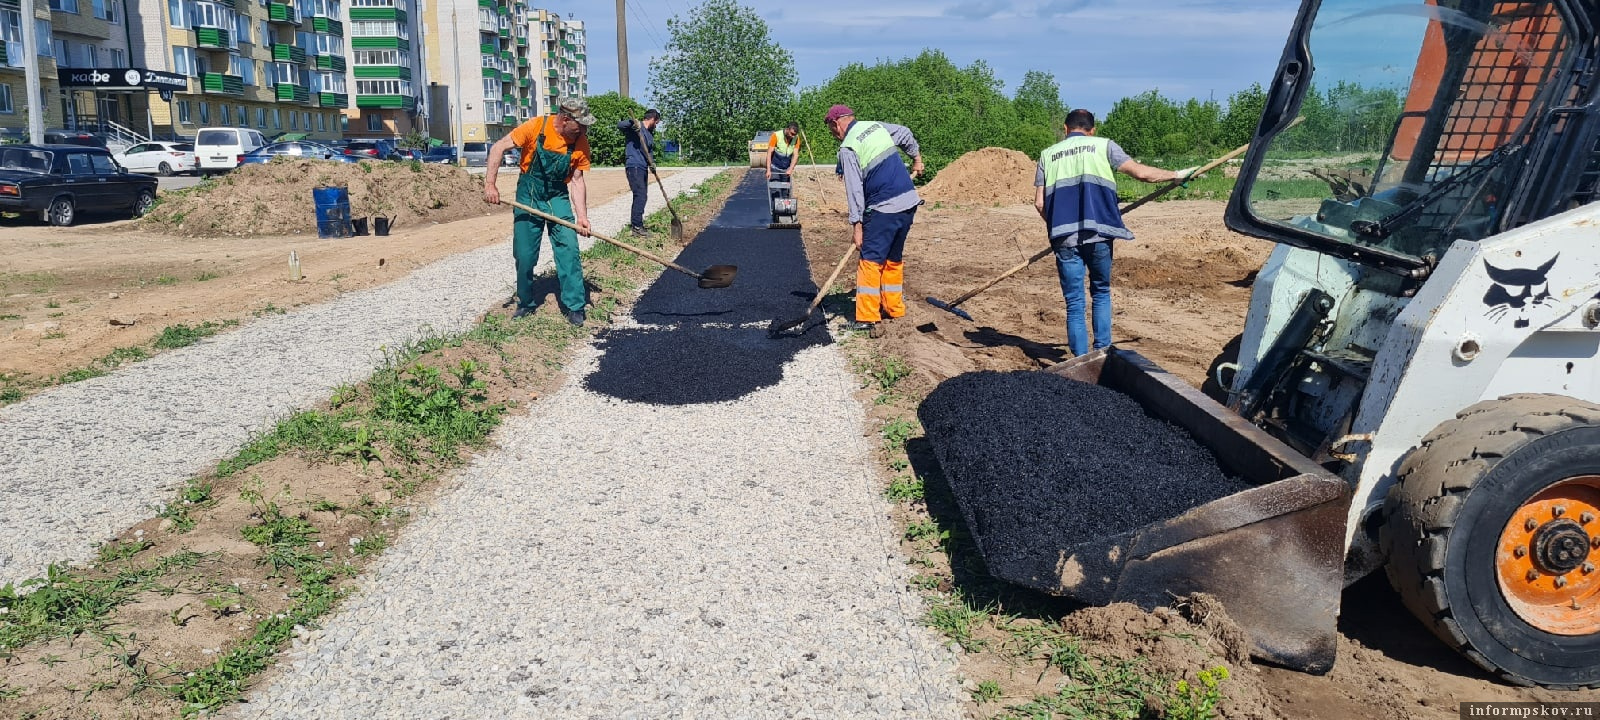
left=351, top=217, right=369, bottom=236
left=374, top=215, right=392, bottom=236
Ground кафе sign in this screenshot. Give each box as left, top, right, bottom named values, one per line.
left=59, top=68, right=189, bottom=93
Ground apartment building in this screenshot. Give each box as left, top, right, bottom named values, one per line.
left=420, top=0, right=536, bottom=145
left=341, top=0, right=427, bottom=139
left=132, top=0, right=349, bottom=142
left=0, top=0, right=142, bottom=135
left=0, top=1, right=62, bottom=132
left=530, top=8, right=580, bottom=118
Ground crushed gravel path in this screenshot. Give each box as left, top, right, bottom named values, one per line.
left=232, top=171, right=964, bottom=718
left=0, top=167, right=721, bottom=588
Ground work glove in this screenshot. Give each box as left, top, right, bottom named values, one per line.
left=1173, top=166, right=1202, bottom=183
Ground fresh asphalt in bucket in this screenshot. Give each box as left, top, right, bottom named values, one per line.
left=585, top=171, right=831, bottom=405
left=916, top=370, right=1250, bottom=582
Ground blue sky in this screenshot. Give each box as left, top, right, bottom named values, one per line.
left=574, top=0, right=1303, bottom=116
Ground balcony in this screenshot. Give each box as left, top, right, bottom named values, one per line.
left=312, top=53, right=346, bottom=72
left=275, top=83, right=310, bottom=103
left=516, top=56, right=527, bottom=67
left=354, top=65, right=411, bottom=80
left=480, top=66, right=498, bottom=79
left=501, top=114, right=517, bottom=126
left=316, top=91, right=348, bottom=108
left=356, top=94, right=416, bottom=110
left=498, top=27, right=509, bottom=38
left=268, top=2, right=301, bottom=24
left=501, top=93, right=515, bottom=105
left=479, top=42, right=494, bottom=54
left=350, top=7, right=405, bottom=22
left=310, top=17, right=343, bottom=36
left=202, top=72, right=245, bottom=95
left=545, top=68, right=556, bottom=78
left=194, top=27, right=232, bottom=49
left=271, top=43, right=307, bottom=64
left=515, top=35, right=526, bottom=47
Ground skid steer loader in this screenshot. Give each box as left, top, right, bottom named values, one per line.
left=931, top=0, right=1600, bottom=688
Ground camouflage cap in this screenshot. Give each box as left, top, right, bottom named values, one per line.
left=557, top=97, right=596, bottom=126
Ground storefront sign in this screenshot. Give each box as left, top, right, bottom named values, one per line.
left=59, top=68, right=190, bottom=91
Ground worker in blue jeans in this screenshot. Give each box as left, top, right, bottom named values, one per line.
left=1035, top=109, right=1192, bottom=354
left=484, top=97, right=596, bottom=326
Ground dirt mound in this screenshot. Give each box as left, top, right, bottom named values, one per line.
left=920, top=147, right=1036, bottom=207
left=141, top=159, right=502, bottom=238
left=1059, top=595, right=1282, bottom=720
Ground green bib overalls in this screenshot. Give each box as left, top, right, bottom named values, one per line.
left=512, top=121, right=587, bottom=313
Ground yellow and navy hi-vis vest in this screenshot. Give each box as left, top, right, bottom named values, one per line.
left=772, top=131, right=796, bottom=158
left=1039, top=134, right=1132, bottom=242
left=840, top=121, right=915, bottom=209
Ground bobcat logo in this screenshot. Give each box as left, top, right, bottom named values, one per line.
left=1483, top=254, right=1558, bottom=328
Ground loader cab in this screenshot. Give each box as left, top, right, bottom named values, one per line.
left=1227, top=0, right=1598, bottom=276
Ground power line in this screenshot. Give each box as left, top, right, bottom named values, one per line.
left=628, top=1, right=667, bottom=52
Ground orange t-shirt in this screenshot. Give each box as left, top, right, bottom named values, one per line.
left=509, top=116, right=592, bottom=178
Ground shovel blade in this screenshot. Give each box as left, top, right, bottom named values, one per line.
left=696, top=264, right=738, bottom=289
left=670, top=218, right=685, bottom=241
left=765, top=313, right=810, bottom=338
left=925, top=296, right=973, bottom=321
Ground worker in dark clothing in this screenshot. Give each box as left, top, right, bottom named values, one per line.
left=617, top=108, right=661, bottom=237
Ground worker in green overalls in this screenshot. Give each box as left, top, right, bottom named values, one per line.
left=484, top=97, right=595, bottom=326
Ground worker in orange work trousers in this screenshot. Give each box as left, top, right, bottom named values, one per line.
left=824, top=104, right=925, bottom=338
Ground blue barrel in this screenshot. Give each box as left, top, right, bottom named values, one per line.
left=312, top=186, right=352, bottom=238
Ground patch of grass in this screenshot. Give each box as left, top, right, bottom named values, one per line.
left=153, top=275, right=179, bottom=286
left=97, top=345, right=150, bottom=368
left=884, top=475, right=924, bottom=502
left=0, top=385, right=23, bottom=405
left=880, top=418, right=918, bottom=454
left=43, top=300, right=59, bottom=309
left=251, top=303, right=287, bottom=317
left=0, top=550, right=212, bottom=653
left=972, top=679, right=1002, bottom=704
left=194, top=271, right=221, bottom=282
left=153, top=320, right=238, bottom=349
left=55, top=367, right=105, bottom=384
left=158, top=477, right=217, bottom=532
left=95, top=540, right=153, bottom=565
left=923, top=589, right=989, bottom=651
left=0, top=313, right=20, bottom=320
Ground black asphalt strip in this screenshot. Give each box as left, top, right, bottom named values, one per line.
left=584, top=170, right=833, bottom=405
left=917, top=370, right=1252, bottom=582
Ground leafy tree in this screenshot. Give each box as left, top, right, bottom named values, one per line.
left=1220, top=83, right=1267, bottom=148
left=584, top=92, right=647, bottom=166
left=1013, top=70, right=1065, bottom=130
left=647, top=0, right=795, bottom=162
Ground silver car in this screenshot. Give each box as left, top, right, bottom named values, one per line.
left=462, top=141, right=489, bottom=167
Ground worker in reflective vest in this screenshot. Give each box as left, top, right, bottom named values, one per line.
left=1036, top=109, right=1192, bottom=355
left=766, top=121, right=800, bottom=180
left=825, top=104, right=925, bottom=337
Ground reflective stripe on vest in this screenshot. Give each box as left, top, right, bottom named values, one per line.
left=840, top=121, right=915, bottom=209
left=1040, top=135, right=1132, bottom=241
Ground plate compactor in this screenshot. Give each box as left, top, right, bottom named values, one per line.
left=767, top=172, right=800, bottom=230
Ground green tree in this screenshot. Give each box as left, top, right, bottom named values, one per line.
left=647, top=0, right=795, bottom=162
left=1220, top=83, right=1267, bottom=148
left=584, top=91, right=647, bottom=166
left=1013, top=70, right=1065, bottom=130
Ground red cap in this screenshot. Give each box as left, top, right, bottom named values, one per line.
left=824, top=105, right=854, bottom=124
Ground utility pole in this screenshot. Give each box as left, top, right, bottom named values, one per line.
left=615, top=0, right=628, bottom=98
left=21, top=0, right=45, bottom=144
left=451, top=7, right=464, bottom=148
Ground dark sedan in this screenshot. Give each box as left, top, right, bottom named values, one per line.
left=240, top=141, right=360, bottom=165
left=0, top=145, right=158, bottom=226
left=421, top=146, right=459, bottom=164
left=344, top=140, right=399, bottom=161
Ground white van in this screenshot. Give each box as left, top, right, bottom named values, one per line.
left=195, top=127, right=267, bottom=174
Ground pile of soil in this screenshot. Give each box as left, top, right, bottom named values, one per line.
left=140, top=158, right=501, bottom=238
left=920, top=147, right=1036, bottom=207
left=1059, top=595, right=1281, bottom=720
left=916, top=370, right=1250, bottom=583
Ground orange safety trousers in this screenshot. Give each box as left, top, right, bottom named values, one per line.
left=855, top=259, right=905, bottom=322
left=855, top=207, right=917, bottom=322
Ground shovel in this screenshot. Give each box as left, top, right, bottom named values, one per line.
left=768, top=241, right=857, bottom=338
left=504, top=199, right=735, bottom=289
left=923, top=131, right=1282, bottom=322
left=629, top=112, right=684, bottom=241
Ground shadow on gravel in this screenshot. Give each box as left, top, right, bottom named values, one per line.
left=584, top=170, right=836, bottom=406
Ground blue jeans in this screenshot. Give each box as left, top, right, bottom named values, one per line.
left=1054, top=239, right=1113, bottom=356
left=625, top=166, right=648, bottom=230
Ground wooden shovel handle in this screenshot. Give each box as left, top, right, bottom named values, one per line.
left=503, top=199, right=703, bottom=279
left=809, top=242, right=858, bottom=315
left=947, top=245, right=1056, bottom=307
left=629, top=113, right=682, bottom=223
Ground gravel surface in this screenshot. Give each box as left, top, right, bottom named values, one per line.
left=917, top=370, right=1251, bottom=579
left=0, top=168, right=721, bottom=588
left=233, top=170, right=964, bottom=718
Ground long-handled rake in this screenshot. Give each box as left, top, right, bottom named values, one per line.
left=923, top=130, right=1284, bottom=322
left=505, top=200, right=736, bottom=289
left=767, top=242, right=857, bottom=337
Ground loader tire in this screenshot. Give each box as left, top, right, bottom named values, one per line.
left=1382, top=393, right=1600, bottom=689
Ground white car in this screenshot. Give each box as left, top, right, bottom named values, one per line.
left=195, top=127, right=267, bottom=174
left=114, top=141, right=198, bottom=176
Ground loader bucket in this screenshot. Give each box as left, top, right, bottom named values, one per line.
left=921, top=347, right=1349, bottom=673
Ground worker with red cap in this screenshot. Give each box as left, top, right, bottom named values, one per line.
left=824, top=104, right=925, bottom=337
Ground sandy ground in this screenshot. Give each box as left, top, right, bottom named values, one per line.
left=0, top=167, right=671, bottom=380
left=787, top=166, right=1600, bottom=718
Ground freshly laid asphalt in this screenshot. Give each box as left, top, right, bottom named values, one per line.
left=585, top=172, right=831, bottom=405
left=917, top=370, right=1251, bottom=583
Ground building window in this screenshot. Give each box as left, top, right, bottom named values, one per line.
left=353, top=49, right=406, bottom=66
left=231, top=56, right=254, bottom=85
left=52, top=39, right=69, bottom=66
left=49, top=0, right=79, bottom=13
left=198, top=102, right=210, bottom=124
left=169, top=0, right=191, bottom=28
left=355, top=79, right=410, bottom=96
left=0, top=11, right=22, bottom=70
left=316, top=113, right=325, bottom=132
left=217, top=103, right=228, bottom=123
left=92, top=0, right=115, bottom=21
left=80, top=44, right=96, bottom=68
left=236, top=106, right=246, bottom=126
left=172, top=47, right=197, bottom=76
left=366, top=113, right=380, bottom=131
left=234, top=14, right=250, bottom=44
left=0, top=84, right=11, bottom=114
left=312, top=72, right=344, bottom=93
left=272, top=108, right=281, bottom=129
left=107, top=48, right=125, bottom=68
left=350, top=20, right=404, bottom=38
left=256, top=107, right=266, bottom=127
left=289, top=111, right=298, bottom=130
left=177, top=100, right=191, bottom=123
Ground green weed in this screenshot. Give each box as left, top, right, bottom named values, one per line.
left=0, top=314, right=19, bottom=320
left=972, top=679, right=1002, bottom=704
left=97, top=345, right=150, bottom=368
left=251, top=303, right=287, bottom=317
left=43, top=300, right=59, bottom=309
left=881, top=418, right=918, bottom=453
left=153, top=320, right=238, bottom=349
left=1166, top=665, right=1229, bottom=720
left=194, top=271, right=221, bottom=282
left=884, top=475, right=924, bottom=502
left=96, top=540, right=153, bottom=565
left=55, top=367, right=105, bottom=384
left=923, top=590, right=988, bottom=651
left=154, top=275, right=178, bottom=286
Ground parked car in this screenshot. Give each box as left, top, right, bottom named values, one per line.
left=239, top=141, right=360, bottom=165
left=344, top=140, right=399, bottom=161
left=392, top=147, right=421, bottom=161
left=0, top=145, right=158, bottom=226
left=44, top=130, right=110, bottom=149
left=421, top=146, right=459, bottom=164
left=114, top=141, right=197, bottom=176
left=195, top=127, right=267, bottom=174
left=462, top=141, right=490, bottom=167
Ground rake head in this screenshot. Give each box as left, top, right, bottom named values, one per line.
left=925, top=296, right=973, bottom=321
